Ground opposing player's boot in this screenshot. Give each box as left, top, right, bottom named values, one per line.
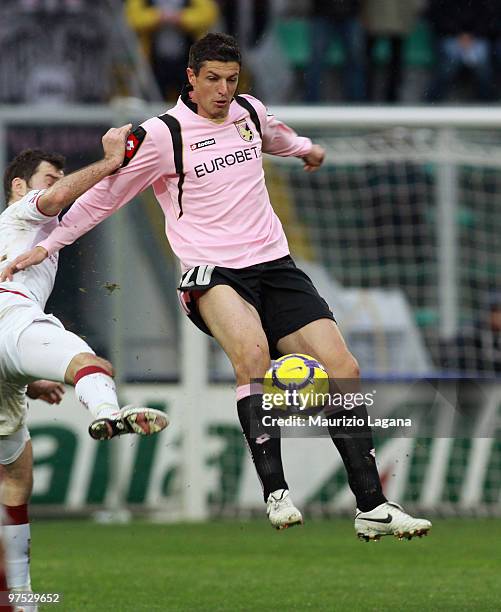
left=88, top=405, right=168, bottom=441
left=355, top=501, right=431, bottom=541
left=266, top=489, right=303, bottom=530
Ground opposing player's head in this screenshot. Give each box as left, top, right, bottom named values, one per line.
left=4, top=149, right=65, bottom=205
left=187, top=33, right=241, bottom=121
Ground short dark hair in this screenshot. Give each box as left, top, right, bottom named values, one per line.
left=188, top=33, right=241, bottom=75
left=3, top=149, right=65, bottom=202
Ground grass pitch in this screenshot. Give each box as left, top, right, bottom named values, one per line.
left=32, top=518, right=501, bottom=611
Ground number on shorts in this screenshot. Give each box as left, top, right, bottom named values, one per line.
left=180, top=265, right=215, bottom=288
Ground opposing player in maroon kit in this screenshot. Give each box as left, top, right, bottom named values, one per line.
left=2, top=33, right=431, bottom=540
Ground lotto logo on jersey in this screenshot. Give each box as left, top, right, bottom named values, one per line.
left=190, top=138, right=216, bottom=151
left=234, top=119, right=254, bottom=142
left=122, top=126, right=146, bottom=167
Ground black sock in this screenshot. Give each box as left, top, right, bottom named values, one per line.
left=237, top=394, right=288, bottom=501
left=327, top=403, right=386, bottom=512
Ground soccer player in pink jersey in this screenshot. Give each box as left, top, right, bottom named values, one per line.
left=2, top=33, right=431, bottom=540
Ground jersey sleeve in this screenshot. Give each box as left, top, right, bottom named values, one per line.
left=10, top=190, right=56, bottom=224
left=240, top=94, right=312, bottom=158
left=37, top=119, right=176, bottom=256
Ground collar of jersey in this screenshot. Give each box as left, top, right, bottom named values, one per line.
left=179, top=83, right=235, bottom=124
left=180, top=83, right=198, bottom=114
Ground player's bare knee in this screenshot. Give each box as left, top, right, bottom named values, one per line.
left=345, top=354, right=360, bottom=379
left=94, top=356, right=114, bottom=377
left=232, top=344, right=270, bottom=383
left=65, top=352, right=114, bottom=384
left=325, top=352, right=360, bottom=381
left=1, top=473, right=33, bottom=504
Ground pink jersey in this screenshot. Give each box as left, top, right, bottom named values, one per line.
left=38, top=93, right=312, bottom=270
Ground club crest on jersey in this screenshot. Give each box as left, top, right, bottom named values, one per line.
left=121, top=126, right=146, bottom=167
left=190, top=138, right=216, bottom=151
left=234, top=119, right=254, bottom=142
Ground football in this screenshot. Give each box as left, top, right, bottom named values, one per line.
left=263, top=353, right=329, bottom=412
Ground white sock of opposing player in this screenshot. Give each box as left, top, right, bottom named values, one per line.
left=74, top=366, right=120, bottom=419
left=3, top=504, right=31, bottom=590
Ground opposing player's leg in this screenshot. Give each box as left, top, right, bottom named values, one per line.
left=16, top=320, right=167, bottom=440
left=0, top=538, right=12, bottom=612
left=65, top=353, right=167, bottom=440
left=197, top=285, right=302, bottom=529
left=277, top=318, right=431, bottom=539
left=0, top=430, right=33, bottom=597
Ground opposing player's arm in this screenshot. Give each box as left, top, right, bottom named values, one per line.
left=37, top=124, right=132, bottom=217
left=0, top=246, right=49, bottom=280
left=27, top=381, right=65, bottom=405
left=0, top=119, right=174, bottom=280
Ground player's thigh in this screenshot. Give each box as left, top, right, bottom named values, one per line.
left=16, top=320, right=95, bottom=382
left=276, top=318, right=360, bottom=381
left=197, top=285, right=270, bottom=377
left=0, top=436, right=33, bottom=505
left=262, top=257, right=336, bottom=357
left=0, top=428, right=32, bottom=485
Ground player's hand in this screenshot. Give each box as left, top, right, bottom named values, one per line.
left=0, top=246, right=49, bottom=281
left=27, top=381, right=65, bottom=404
left=302, top=144, right=325, bottom=172
left=102, top=123, right=133, bottom=169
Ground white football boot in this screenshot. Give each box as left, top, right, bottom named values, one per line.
left=355, top=501, right=432, bottom=541
left=266, top=489, right=303, bottom=530
left=88, top=405, right=168, bottom=441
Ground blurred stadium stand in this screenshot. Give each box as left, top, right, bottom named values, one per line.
left=276, top=17, right=434, bottom=102
left=0, top=0, right=162, bottom=104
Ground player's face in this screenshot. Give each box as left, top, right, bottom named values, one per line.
left=188, top=61, right=240, bottom=121
left=28, top=161, right=64, bottom=191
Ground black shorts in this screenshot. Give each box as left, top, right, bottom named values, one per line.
left=177, top=255, right=335, bottom=357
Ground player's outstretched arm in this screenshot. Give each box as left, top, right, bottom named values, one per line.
left=34, top=120, right=172, bottom=260
left=302, top=144, right=325, bottom=173
left=0, top=246, right=48, bottom=281
left=244, top=96, right=324, bottom=171
left=37, top=124, right=132, bottom=216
